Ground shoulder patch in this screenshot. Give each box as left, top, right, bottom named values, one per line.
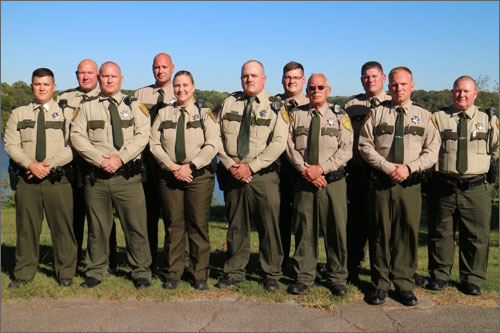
left=206, top=108, right=217, bottom=123
left=280, top=107, right=290, bottom=124
left=72, top=107, right=81, bottom=121
left=496, top=118, right=499, bottom=129
left=139, top=103, right=150, bottom=117
left=342, top=116, right=353, bottom=132
left=431, top=114, right=439, bottom=130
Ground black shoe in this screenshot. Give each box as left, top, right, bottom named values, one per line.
left=462, top=283, right=481, bottom=296
left=396, top=290, right=418, bottom=306
left=80, top=277, right=102, bottom=288
left=134, top=278, right=151, bottom=289
left=108, top=266, right=117, bottom=276
left=163, top=278, right=179, bottom=290
left=427, top=279, right=448, bottom=291
left=8, top=279, right=28, bottom=288
left=263, top=278, right=279, bottom=292
left=347, top=274, right=360, bottom=286
left=366, top=289, right=387, bottom=305
left=59, top=278, right=73, bottom=287
left=330, top=284, right=348, bottom=297
left=288, top=281, right=309, bottom=295
left=194, top=280, right=208, bottom=290
left=315, top=269, right=322, bottom=281
left=215, top=276, right=243, bottom=289
left=414, top=273, right=429, bottom=288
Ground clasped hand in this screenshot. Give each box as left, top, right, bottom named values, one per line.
left=302, top=162, right=326, bottom=189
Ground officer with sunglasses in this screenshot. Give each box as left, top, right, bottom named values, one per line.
left=286, top=73, right=353, bottom=296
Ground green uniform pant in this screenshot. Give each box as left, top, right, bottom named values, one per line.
left=14, top=176, right=77, bottom=281
left=223, top=171, right=283, bottom=281
left=428, top=181, right=492, bottom=287
left=292, top=177, right=348, bottom=287
left=84, top=174, right=151, bottom=281
left=369, top=183, right=421, bottom=292
left=159, top=170, right=214, bottom=281
left=345, top=163, right=371, bottom=279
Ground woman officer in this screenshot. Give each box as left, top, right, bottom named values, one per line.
left=149, top=70, right=220, bottom=290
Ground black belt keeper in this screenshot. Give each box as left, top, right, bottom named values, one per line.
left=437, top=174, right=486, bottom=191
left=324, top=167, right=345, bottom=184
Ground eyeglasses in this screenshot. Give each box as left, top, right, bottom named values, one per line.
left=308, top=85, right=327, bottom=91
left=283, top=76, right=303, bottom=82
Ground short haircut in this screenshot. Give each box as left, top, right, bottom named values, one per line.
left=453, top=76, right=477, bottom=90
left=307, top=73, right=330, bottom=87
left=361, top=61, right=384, bottom=76
left=283, top=61, right=304, bottom=76
left=32, top=68, right=54, bottom=82
left=174, top=70, right=195, bottom=85
left=100, top=61, right=121, bottom=75
left=241, top=60, right=265, bottom=76
left=388, top=66, right=413, bottom=82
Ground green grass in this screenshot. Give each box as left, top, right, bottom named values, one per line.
left=1, top=202, right=499, bottom=310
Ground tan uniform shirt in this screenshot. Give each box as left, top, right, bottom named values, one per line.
left=359, top=100, right=441, bottom=175
left=134, top=83, right=175, bottom=110
left=149, top=100, right=220, bottom=170
left=433, top=104, right=499, bottom=177
left=276, top=92, right=309, bottom=109
left=57, top=86, right=101, bottom=109
left=217, top=89, right=289, bottom=173
left=287, top=103, right=353, bottom=173
left=344, top=91, right=391, bottom=165
left=5, top=99, right=73, bottom=169
left=70, top=92, right=150, bottom=167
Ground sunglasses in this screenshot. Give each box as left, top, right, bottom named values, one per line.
left=307, top=85, right=327, bottom=91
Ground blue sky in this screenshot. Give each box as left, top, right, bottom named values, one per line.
left=1, top=1, right=499, bottom=96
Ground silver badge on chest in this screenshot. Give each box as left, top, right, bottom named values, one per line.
left=120, top=110, right=129, bottom=118
left=51, top=113, right=60, bottom=119
left=476, top=123, right=484, bottom=131
left=411, top=116, right=420, bottom=124
left=193, top=114, right=200, bottom=121
left=327, top=118, right=335, bottom=126
left=259, top=111, right=266, bottom=117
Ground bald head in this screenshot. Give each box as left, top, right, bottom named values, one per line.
left=98, top=62, right=123, bottom=97
left=152, top=53, right=174, bottom=87
left=76, top=59, right=98, bottom=93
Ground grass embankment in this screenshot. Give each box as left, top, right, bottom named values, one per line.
left=1, top=201, right=499, bottom=310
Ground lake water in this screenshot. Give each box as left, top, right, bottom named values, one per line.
left=0, top=138, right=224, bottom=204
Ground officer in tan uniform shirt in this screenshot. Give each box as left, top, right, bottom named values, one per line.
left=215, top=60, right=289, bottom=292
left=134, top=53, right=176, bottom=269
left=343, top=61, right=391, bottom=285
left=71, top=62, right=152, bottom=289
left=58, top=59, right=118, bottom=272
left=150, top=70, right=220, bottom=291
left=275, top=61, right=309, bottom=273
left=427, top=76, right=499, bottom=295
left=5, top=68, right=77, bottom=288
left=359, top=67, right=440, bottom=306
left=286, top=73, right=353, bottom=296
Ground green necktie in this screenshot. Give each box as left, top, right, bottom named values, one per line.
left=308, top=109, right=320, bottom=165
left=457, top=111, right=468, bottom=173
left=108, top=98, right=124, bottom=150
left=175, top=107, right=187, bottom=163
left=394, top=107, right=405, bottom=164
left=35, top=106, right=46, bottom=162
left=150, top=89, right=164, bottom=124
left=370, top=97, right=380, bottom=109
left=237, top=96, right=255, bottom=158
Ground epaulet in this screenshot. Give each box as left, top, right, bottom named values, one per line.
left=59, top=88, right=78, bottom=95
left=437, top=106, right=450, bottom=112
left=81, top=95, right=99, bottom=103
left=354, top=93, right=365, bottom=99
left=268, top=96, right=284, bottom=113
left=380, top=100, right=392, bottom=107
left=123, top=95, right=137, bottom=106
left=411, top=102, right=425, bottom=109
left=330, top=104, right=347, bottom=115
left=481, top=106, right=497, bottom=119
left=231, top=91, right=244, bottom=98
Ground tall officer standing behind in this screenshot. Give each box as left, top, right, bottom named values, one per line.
left=359, top=67, right=440, bottom=306
left=150, top=71, right=220, bottom=291
left=343, top=61, right=391, bottom=285
left=5, top=68, right=77, bottom=287
left=427, top=76, right=499, bottom=295
left=134, top=53, right=175, bottom=269
left=215, top=60, right=289, bottom=292
left=71, top=62, right=152, bottom=289
left=275, top=61, right=309, bottom=272
left=286, top=74, right=353, bottom=296
left=58, top=59, right=118, bottom=272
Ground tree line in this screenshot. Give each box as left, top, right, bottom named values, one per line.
left=2, top=80, right=499, bottom=137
